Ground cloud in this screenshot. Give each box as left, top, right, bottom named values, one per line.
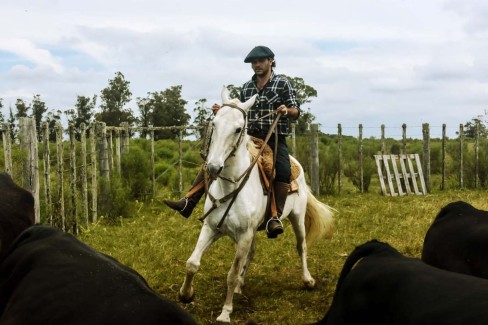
left=1, top=0, right=488, bottom=139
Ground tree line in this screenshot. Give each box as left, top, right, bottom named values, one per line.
left=0, top=72, right=319, bottom=142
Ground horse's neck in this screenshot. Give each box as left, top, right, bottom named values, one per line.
left=214, top=139, right=253, bottom=190
left=223, top=143, right=251, bottom=179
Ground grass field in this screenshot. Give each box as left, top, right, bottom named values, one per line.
left=79, top=190, right=488, bottom=325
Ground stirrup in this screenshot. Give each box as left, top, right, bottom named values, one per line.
left=179, top=197, right=189, bottom=212
left=265, top=218, right=283, bottom=234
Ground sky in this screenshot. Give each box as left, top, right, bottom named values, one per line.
left=1, top=0, right=488, bottom=139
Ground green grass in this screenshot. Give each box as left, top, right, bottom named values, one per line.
left=79, top=190, right=488, bottom=325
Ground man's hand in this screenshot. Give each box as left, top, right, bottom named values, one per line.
left=212, top=104, right=221, bottom=115
left=276, top=105, right=288, bottom=116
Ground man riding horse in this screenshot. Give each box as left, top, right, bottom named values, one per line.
left=164, top=45, right=300, bottom=238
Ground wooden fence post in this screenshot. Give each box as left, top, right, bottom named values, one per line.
left=19, top=117, right=40, bottom=223
left=459, top=124, right=464, bottom=189
left=178, top=128, right=183, bottom=196
left=90, top=123, right=98, bottom=223
left=108, top=129, right=113, bottom=172
left=441, top=124, right=446, bottom=190
left=80, top=123, right=89, bottom=229
left=115, top=128, right=121, bottom=174
left=290, top=122, right=296, bottom=156
left=2, top=124, right=12, bottom=174
left=55, top=120, right=65, bottom=230
left=69, top=123, right=78, bottom=234
left=475, top=120, right=480, bottom=188
left=402, top=123, right=407, bottom=154
left=338, top=124, right=342, bottom=194
left=97, top=122, right=110, bottom=181
left=422, top=123, right=430, bottom=193
left=150, top=126, right=155, bottom=197
left=42, top=121, right=52, bottom=225
left=310, top=124, right=319, bottom=195
left=97, top=122, right=111, bottom=217
left=121, top=122, right=129, bottom=154
left=359, top=124, right=364, bottom=193
left=381, top=124, right=386, bottom=154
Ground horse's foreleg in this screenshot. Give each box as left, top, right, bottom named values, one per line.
left=216, top=231, right=254, bottom=324
left=290, top=217, right=315, bottom=289
left=235, top=236, right=256, bottom=294
left=179, top=224, right=222, bottom=303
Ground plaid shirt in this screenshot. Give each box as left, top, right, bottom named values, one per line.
left=240, top=72, right=300, bottom=136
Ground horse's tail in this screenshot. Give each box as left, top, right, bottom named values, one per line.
left=304, top=186, right=335, bottom=247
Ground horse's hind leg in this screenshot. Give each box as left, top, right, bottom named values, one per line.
left=179, top=223, right=222, bottom=303
left=216, top=230, right=255, bottom=324
left=289, top=215, right=315, bottom=289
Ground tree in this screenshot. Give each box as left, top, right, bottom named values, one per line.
left=46, top=110, right=63, bottom=141
left=193, top=98, right=212, bottom=139
left=15, top=99, right=29, bottom=120
left=96, top=71, right=134, bottom=126
left=8, top=106, right=16, bottom=139
left=282, top=75, right=318, bottom=135
left=31, top=94, right=48, bottom=140
left=136, top=96, right=151, bottom=139
left=10, top=99, right=29, bottom=140
left=463, top=112, right=488, bottom=138
left=150, top=85, right=189, bottom=139
left=226, top=85, right=242, bottom=99
left=65, top=95, right=96, bottom=139
left=295, top=108, right=316, bottom=134
left=284, top=76, right=318, bottom=105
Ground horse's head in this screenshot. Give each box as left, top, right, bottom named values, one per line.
left=206, top=86, right=257, bottom=179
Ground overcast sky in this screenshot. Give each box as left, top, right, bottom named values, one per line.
left=1, top=0, right=488, bottom=138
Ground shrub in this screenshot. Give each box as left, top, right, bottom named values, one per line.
left=121, top=146, right=152, bottom=199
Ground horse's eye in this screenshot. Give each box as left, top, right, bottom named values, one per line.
left=235, top=127, right=242, bottom=134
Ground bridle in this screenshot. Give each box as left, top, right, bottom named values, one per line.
left=199, top=105, right=283, bottom=229
left=217, top=103, right=248, bottom=165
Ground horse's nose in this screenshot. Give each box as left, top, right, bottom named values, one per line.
left=207, top=163, right=223, bottom=179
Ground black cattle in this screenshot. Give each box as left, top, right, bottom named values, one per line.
left=421, top=200, right=488, bottom=278
left=314, top=240, right=488, bottom=325
left=0, top=173, right=35, bottom=258
left=0, top=173, right=196, bottom=324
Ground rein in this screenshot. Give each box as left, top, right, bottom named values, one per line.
left=199, top=109, right=283, bottom=228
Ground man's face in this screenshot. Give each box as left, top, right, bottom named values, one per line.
left=251, top=58, right=272, bottom=76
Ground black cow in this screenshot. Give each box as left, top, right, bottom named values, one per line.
left=421, top=200, right=488, bottom=278
left=0, top=173, right=196, bottom=324
left=314, top=240, right=488, bottom=325
left=0, top=173, right=35, bottom=258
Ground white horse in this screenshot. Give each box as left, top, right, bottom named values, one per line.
left=179, top=86, right=335, bottom=324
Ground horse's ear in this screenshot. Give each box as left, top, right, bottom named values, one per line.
left=242, top=94, right=257, bottom=112
left=221, top=86, right=231, bottom=104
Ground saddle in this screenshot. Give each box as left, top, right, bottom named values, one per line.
left=247, top=136, right=300, bottom=195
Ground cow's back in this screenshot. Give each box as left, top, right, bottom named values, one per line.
left=316, top=240, right=488, bottom=325
left=422, top=201, right=488, bottom=278
left=0, top=225, right=196, bottom=325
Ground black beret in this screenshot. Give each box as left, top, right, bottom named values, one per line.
left=244, top=46, right=275, bottom=63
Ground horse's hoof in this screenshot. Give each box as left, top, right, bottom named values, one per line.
left=178, top=289, right=195, bottom=303
left=304, top=278, right=316, bottom=290
left=214, top=321, right=231, bottom=325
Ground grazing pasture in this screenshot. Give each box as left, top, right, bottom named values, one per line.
left=80, top=190, right=488, bottom=324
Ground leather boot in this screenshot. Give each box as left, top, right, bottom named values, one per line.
left=266, top=181, right=290, bottom=238
left=164, top=169, right=205, bottom=218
